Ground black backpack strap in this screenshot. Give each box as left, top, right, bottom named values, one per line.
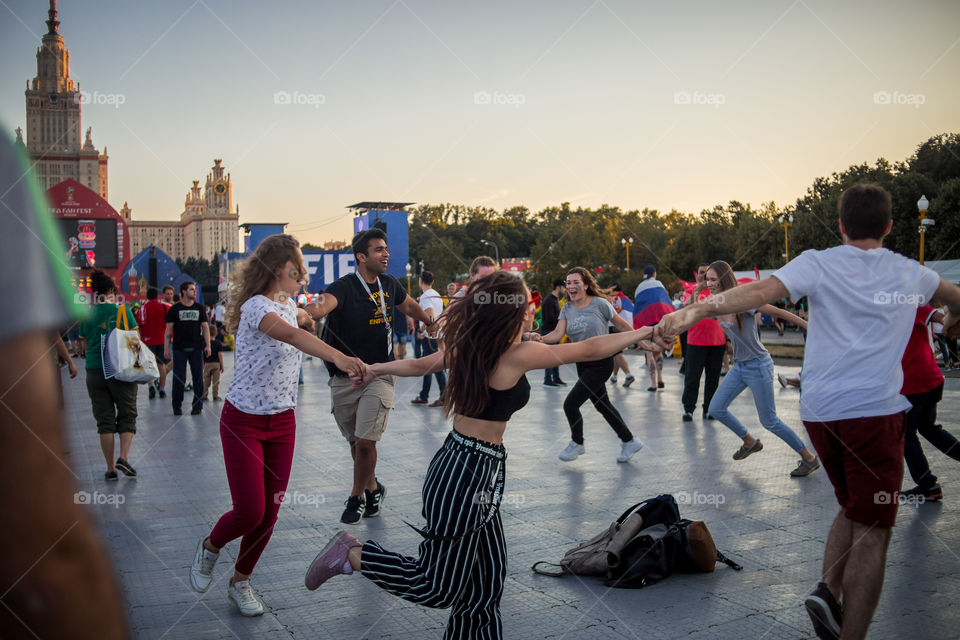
left=531, top=561, right=566, bottom=577
left=716, top=551, right=743, bottom=571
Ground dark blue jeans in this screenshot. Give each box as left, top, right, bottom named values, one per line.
left=414, top=336, right=445, bottom=401
left=172, top=348, right=204, bottom=412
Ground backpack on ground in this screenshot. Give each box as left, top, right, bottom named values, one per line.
left=531, top=494, right=742, bottom=588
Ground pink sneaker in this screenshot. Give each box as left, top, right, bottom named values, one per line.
left=305, top=530, right=362, bottom=590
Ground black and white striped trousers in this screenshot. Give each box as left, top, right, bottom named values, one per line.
left=361, top=430, right=507, bottom=640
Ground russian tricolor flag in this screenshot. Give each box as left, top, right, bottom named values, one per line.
left=633, top=280, right=674, bottom=328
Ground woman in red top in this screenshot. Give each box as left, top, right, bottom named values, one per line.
left=901, top=305, right=960, bottom=500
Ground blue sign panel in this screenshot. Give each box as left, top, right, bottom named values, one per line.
left=302, top=251, right=355, bottom=292
left=351, top=209, right=409, bottom=280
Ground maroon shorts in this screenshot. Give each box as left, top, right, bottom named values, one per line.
left=804, top=413, right=905, bottom=528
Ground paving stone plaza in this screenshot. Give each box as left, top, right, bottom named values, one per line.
left=63, top=348, right=960, bottom=639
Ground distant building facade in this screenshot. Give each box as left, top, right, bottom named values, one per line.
left=17, top=0, right=108, bottom=198
left=14, top=2, right=240, bottom=262
left=126, top=159, right=241, bottom=261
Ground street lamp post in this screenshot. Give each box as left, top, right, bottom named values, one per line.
left=481, top=239, right=500, bottom=266
left=620, top=237, right=634, bottom=271
left=917, top=195, right=933, bottom=265
left=778, top=214, right=794, bottom=263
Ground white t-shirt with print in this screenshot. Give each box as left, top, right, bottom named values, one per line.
left=225, top=295, right=302, bottom=415
left=772, top=245, right=940, bottom=422
left=419, top=289, right=444, bottom=326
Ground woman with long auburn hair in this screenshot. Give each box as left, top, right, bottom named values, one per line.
left=702, top=260, right=820, bottom=477
left=540, top=266, right=646, bottom=463
left=303, top=270, right=669, bottom=639
left=187, top=234, right=366, bottom=616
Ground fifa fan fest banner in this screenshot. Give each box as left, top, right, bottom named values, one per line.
left=302, top=251, right=355, bottom=293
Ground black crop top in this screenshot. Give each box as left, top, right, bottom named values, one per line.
left=466, top=375, right=531, bottom=422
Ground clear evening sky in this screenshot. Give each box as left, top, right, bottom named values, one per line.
left=2, top=0, right=958, bottom=245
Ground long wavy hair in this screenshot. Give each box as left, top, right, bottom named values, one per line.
left=439, top=271, right=529, bottom=419
left=707, top=260, right=743, bottom=332
left=224, top=234, right=304, bottom=333
left=566, top=266, right=612, bottom=299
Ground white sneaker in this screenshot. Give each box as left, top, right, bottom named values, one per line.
left=189, top=537, right=219, bottom=593
left=558, top=441, right=585, bottom=461
left=617, top=438, right=644, bottom=463
left=227, top=579, right=264, bottom=616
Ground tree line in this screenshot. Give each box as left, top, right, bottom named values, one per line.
left=406, top=133, right=960, bottom=296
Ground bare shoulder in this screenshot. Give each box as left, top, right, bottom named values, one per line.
left=490, top=342, right=538, bottom=386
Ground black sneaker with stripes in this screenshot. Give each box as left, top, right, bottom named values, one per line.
left=340, top=495, right=365, bottom=524
left=363, top=481, right=387, bottom=518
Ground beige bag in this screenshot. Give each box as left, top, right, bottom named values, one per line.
left=531, top=512, right=645, bottom=578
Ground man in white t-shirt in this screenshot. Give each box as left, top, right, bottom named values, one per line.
left=658, top=184, right=960, bottom=640
left=411, top=271, right=446, bottom=406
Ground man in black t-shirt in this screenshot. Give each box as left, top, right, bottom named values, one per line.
left=308, top=228, right=433, bottom=524
left=164, top=281, right=211, bottom=415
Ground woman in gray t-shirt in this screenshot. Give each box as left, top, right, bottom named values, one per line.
left=540, top=267, right=645, bottom=464
left=704, top=261, right=820, bottom=477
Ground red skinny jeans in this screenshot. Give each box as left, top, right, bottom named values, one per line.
left=209, top=400, right=296, bottom=575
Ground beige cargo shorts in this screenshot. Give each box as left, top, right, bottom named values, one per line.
left=328, top=374, right=396, bottom=442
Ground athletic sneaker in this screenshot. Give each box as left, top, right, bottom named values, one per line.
left=623, top=375, right=635, bottom=387
left=657, top=381, right=664, bottom=389
left=104, top=470, right=118, bottom=481
left=777, top=373, right=788, bottom=388
left=305, top=530, right=362, bottom=590
left=804, top=582, right=842, bottom=639
left=733, top=439, right=763, bottom=460
left=543, top=380, right=560, bottom=387
left=703, top=410, right=715, bottom=420
left=115, top=457, right=137, bottom=477
left=340, top=495, right=365, bottom=524
left=617, top=438, right=643, bottom=463
left=363, top=481, right=387, bottom=518
left=901, top=484, right=943, bottom=501
left=159, top=389, right=167, bottom=399
left=790, top=457, right=821, bottom=477
left=558, top=441, right=585, bottom=461
left=554, top=379, right=568, bottom=386
left=682, top=412, right=693, bottom=422
left=610, top=376, right=617, bottom=384
left=148, top=385, right=156, bottom=399
left=189, top=537, right=219, bottom=593
left=647, top=386, right=657, bottom=392
left=227, top=579, right=264, bottom=616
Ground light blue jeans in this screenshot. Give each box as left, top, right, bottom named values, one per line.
left=708, top=354, right=806, bottom=452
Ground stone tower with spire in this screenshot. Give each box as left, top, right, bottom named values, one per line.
left=20, top=0, right=108, bottom=199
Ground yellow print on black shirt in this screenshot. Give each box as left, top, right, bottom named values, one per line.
left=367, top=290, right=392, bottom=327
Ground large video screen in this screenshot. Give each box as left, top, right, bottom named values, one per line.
left=57, top=218, right=118, bottom=269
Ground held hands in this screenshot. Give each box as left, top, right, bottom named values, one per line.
left=305, top=296, right=326, bottom=320
left=349, top=362, right=378, bottom=387
left=297, top=308, right=316, bottom=333
left=523, top=332, right=543, bottom=342
left=334, top=354, right=367, bottom=380
left=654, top=307, right=698, bottom=342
